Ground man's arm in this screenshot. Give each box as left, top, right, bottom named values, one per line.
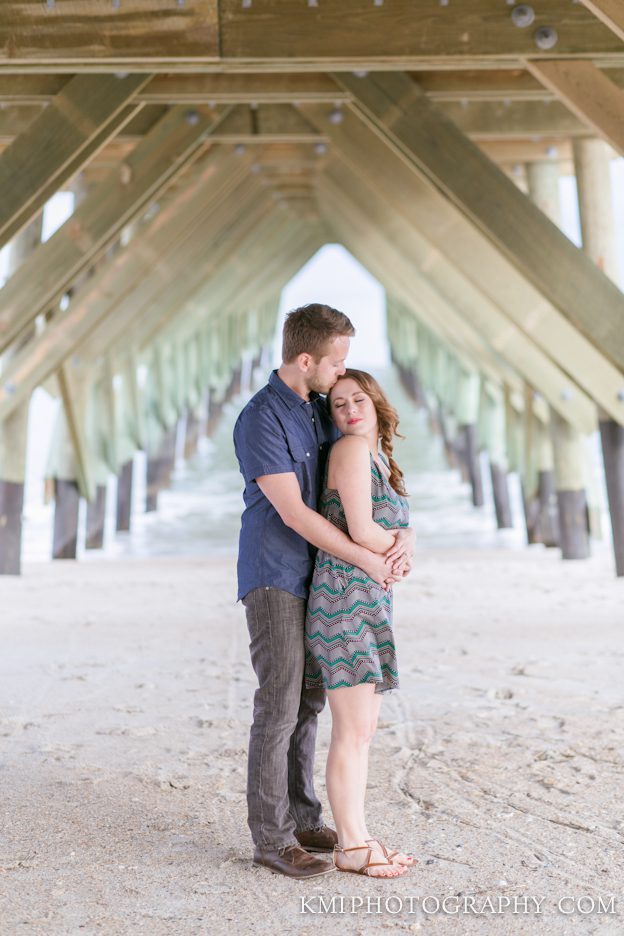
left=256, top=472, right=400, bottom=588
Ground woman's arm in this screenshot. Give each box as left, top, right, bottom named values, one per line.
left=332, top=435, right=396, bottom=554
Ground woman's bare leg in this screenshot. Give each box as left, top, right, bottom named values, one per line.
left=326, top=683, right=405, bottom=878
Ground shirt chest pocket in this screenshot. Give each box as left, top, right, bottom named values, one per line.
left=285, top=431, right=310, bottom=466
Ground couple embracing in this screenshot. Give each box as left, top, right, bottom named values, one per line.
left=233, top=303, right=416, bottom=880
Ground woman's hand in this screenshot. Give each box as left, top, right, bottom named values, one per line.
left=385, top=528, right=415, bottom=576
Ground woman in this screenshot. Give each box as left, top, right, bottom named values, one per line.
left=304, top=369, right=415, bottom=879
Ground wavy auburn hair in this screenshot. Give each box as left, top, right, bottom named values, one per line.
left=328, top=368, right=408, bottom=498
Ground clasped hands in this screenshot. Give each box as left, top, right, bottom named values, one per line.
left=383, top=527, right=415, bottom=585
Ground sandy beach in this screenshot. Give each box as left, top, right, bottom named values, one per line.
left=2, top=541, right=623, bottom=936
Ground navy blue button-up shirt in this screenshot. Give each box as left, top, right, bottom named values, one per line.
left=233, top=369, right=340, bottom=601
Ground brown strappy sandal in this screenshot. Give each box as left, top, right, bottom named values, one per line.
left=365, top=838, right=417, bottom=867
left=333, top=843, right=407, bottom=877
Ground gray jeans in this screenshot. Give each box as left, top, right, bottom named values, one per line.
left=242, top=586, right=327, bottom=850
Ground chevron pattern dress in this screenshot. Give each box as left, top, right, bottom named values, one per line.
left=304, top=451, right=409, bottom=694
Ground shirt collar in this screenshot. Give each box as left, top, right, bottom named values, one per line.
left=269, top=369, right=321, bottom=410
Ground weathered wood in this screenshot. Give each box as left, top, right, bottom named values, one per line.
left=573, top=136, right=624, bottom=574
left=491, top=464, right=513, bottom=529
left=526, top=60, right=624, bottom=156
left=11, top=69, right=624, bottom=105
left=85, top=485, right=107, bottom=550
left=317, top=163, right=598, bottom=433
left=0, top=213, right=43, bottom=574
left=0, top=151, right=256, bottom=420
left=116, top=460, right=134, bottom=533
left=220, top=1, right=623, bottom=63
left=0, top=480, right=24, bottom=575
left=573, top=138, right=620, bottom=282
left=0, top=1, right=219, bottom=65
left=0, top=104, right=232, bottom=354
left=580, top=0, right=624, bottom=42
left=303, top=103, right=620, bottom=426
left=52, top=479, right=80, bottom=560
left=0, top=98, right=593, bottom=145
left=462, top=424, right=484, bottom=509
left=550, top=410, right=590, bottom=560
left=0, top=74, right=149, bottom=248
left=334, top=71, right=624, bottom=374
left=599, top=419, right=624, bottom=576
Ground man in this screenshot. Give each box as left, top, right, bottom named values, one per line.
left=233, top=303, right=413, bottom=880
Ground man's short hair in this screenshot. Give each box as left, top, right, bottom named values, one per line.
left=282, top=303, right=355, bottom=363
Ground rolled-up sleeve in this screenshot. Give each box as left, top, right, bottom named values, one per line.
left=234, top=405, right=294, bottom=484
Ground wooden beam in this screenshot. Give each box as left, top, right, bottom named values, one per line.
left=5, top=69, right=624, bottom=106
left=317, top=168, right=597, bottom=434
left=219, top=1, right=623, bottom=65
left=0, top=1, right=219, bottom=67
left=334, top=71, right=624, bottom=374
left=0, top=73, right=150, bottom=248
left=300, top=101, right=624, bottom=424
left=1, top=1, right=622, bottom=70
left=580, top=0, right=624, bottom=42
left=525, top=60, right=624, bottom=155
left=0, top=166, right=267, bottom=421
left=0, top=104, right=232, bottom=354
left=0, top=97, right=592, bottom=145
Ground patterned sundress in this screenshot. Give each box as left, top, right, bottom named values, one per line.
left=304, top=449, right=410, bottom=694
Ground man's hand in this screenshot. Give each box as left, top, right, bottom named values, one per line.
left=385, top=528, right=415, bottom=576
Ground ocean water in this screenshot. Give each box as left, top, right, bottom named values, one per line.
left=20, top=363, right=611, bottom=567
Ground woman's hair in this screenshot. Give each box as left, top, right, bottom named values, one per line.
left=329, top=368, right=408, bottom=497
left=282, top=303, right=355, bottom=363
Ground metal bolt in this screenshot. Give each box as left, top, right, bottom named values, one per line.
left=4, top=383, right=17, bottom=395
left=328, top=106, right=344, bottom=124
left=560, top=387, right=573, bottom=401
left=511, top=4, right=535, bottom=27
left=242, top=0, right=251, bottom=7
left=373, top=0, right=384, bottom=6
left=112, top=0, right=120, bottom=7
left=546, top=145, right=558, bottom=158
left=314, top=142, right=328, bottom=155
left=534, top=26, right=558, bottom=49
left=617, top=389, right=624, bottom=402
left=185, top=109, right=200, bottom=125
left=114, top=72, right=129, bottom=79
left=307, top=0, right=318, bottom=6
left=234, top=143, right=246, bottom=155
left=46, top=0, right=55, bottom=7
left=352, top=70, right=368, bottom=78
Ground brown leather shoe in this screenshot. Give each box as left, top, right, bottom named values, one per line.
left=295, top=825, right=339, bottom=853
left=252, top=844, right=335, bottom=880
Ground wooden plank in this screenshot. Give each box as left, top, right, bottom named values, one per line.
left=334, top=71, right=624, bottom=373
left=580, top=0, right=624, bottom=42
left=301, top=102, right=624, bottom=423
left=0, top=1, right=219, bottom=65
left=220, top=0, right=623, bottom=63
left=56, top=362, right=96, bottom=502
left=0, top=97, right=591, bottom=144
left=525, top=60, right=624, bottom=155
left=441, top=99, right=588, bottom=139
left=0, top=104, right=232, bottom=353
left=0, top=73, right=150, bottom=247
left=5, top=69, right=624, bottom=105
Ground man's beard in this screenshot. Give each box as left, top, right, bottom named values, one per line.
left=307, top=370, right=336, bottom=395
